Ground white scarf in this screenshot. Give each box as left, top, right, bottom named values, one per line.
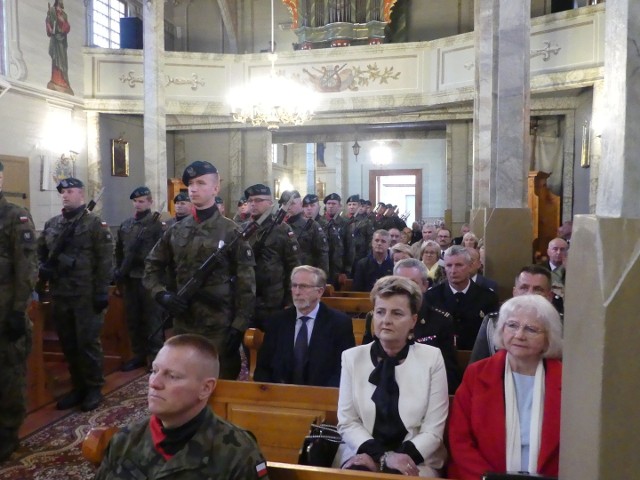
left=504, top=355, right=545, bottom=474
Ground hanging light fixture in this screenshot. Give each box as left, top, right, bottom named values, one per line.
left=227, top=0, right=319, bottom=131
left=352, top=140, right=361, bottom=162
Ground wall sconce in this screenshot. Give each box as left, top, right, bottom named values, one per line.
left=580, top=120, right=591, bottom=168
left=352, top=140, right=361, bottom=162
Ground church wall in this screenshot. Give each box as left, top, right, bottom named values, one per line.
left=572, top=89, right=593, bottom=216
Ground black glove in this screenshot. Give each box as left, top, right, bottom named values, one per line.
left=225, top=327, right=244, bottom=356
left=5, top=311, right=27, bottom=341
left=93, top=293, right=110, bottom=313
left=155, top=291, right=189, bottom=316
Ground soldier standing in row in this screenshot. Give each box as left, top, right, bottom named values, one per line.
left=0, top=161, right=37, bottom=461
left=244, top=184, right=300, bottom=330
left=38, top=178, right=113, bottom=411
left=305, top=194, right=341, bottom=287
left=232, top=197, right=250, bottom=223
left=115, top=187, right=165, bottom=372
left=320, top=193, right=354, bottom=286
left=166, top=192, right=191, bottom=228
left=345, top=194, right=374, bottom=272
left=144, top=161, right=255, bottom=380
left=281, top=190, right=329, bottom=275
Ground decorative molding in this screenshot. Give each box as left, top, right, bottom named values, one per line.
left=531, top=41, right=562, bottom=61
left=166, top=73, right=205, bottom=90
left=463, top=62, right=474, bottom=71
left=6, top=0, right=27, bottom=80
left=300, top=62, right=401, bottom=92
left=119, top=71, right=144, bottom=87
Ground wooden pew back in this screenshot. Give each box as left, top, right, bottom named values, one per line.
left=321, top=297, right=373, bottom=317
left=268, top=462, right=427, bottom=479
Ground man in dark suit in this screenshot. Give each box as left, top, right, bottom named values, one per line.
left=425, top=245, right=499, bottom=350
left=254, top=265, right=355, bottom=387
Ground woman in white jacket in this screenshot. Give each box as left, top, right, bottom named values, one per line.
left=337, top=275, right=449, bottom=477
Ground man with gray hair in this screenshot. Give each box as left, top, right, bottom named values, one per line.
left=425, top=245, right=499, bottom=350
left=352, top=229, right=394, bottom=292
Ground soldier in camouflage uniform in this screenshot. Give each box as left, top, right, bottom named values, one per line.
left=304, top=194, right=342, bottom=287
left=345, top=194, right=374, bottom=273
left=115, top=186, right=165, bottom=372
left=320, top=193, right=355, bottom=286
left=244, top=184, right=300, bottom=330
left=144, top=161, right=255, bottom=380
left=95, top=334, right=269, bottom=480
left=38, top=177, right=113, bottom=412
left=0, top=161, right=37, bottom=461
left=232, top=197, right=250, bottom=223
left=281, top=190, right=329, bottom=275
left=165, top=192, right=191, bottom=228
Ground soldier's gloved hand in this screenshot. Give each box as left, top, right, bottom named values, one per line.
left=5, top=311, right=27, bottom=341
left=93, top=294, right=110, bottom=313
left=155, top=291, right=188, bottom=316
left=224, top=327, right=244, bottom=356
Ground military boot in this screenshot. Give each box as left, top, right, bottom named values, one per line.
left=81, top=387, right=104, bottom=412
left=56, top=389, right=85, bottom=410
left=0, top=428, right=19, bottom=462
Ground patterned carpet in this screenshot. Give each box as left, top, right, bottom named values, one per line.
left=0, top=375, right=149, bottom=480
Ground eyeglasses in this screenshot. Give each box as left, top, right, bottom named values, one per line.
left=504, top=321, right=544, bottom=336
left=291, top=283, right=322, bottom=291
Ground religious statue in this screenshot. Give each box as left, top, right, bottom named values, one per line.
left=46, top=0, right=74, bottom=95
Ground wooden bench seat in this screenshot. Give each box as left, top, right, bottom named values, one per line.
left=268, top=461, right=448, bottom=479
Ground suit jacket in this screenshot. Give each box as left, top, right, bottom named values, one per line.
left=425, top=281, right=499, bottom=350
left=337, top=343, right=449, bottom=474
left=473, top=274, right=498, bottom=292
left=447, top=350, right=562, bottom=479
left=254, top=302, right=355, bottom=387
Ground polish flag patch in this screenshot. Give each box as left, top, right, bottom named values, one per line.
left=255, top=461, right=268, bottom=478
left=19, top=216, right=29, bottom=223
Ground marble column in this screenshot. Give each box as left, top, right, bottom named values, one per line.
left=228, top=130, right=244, bottom=202
left=85, top=111, right=104, bottom=215
left=447, top=121, right=472, bottom=231
left=560, top=2, right=640, bottom=479
left=588, top=79, right=604, bottom=214
left=143, top=0, right=167, bottom=209
left=243, top=130, right=273, bottom=190
left=471, top=0, right=532, bottom=300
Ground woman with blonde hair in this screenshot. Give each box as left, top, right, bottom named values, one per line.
left=420, top=240, right=445, bottom=286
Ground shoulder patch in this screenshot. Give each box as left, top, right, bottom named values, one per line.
left=21, top=230, right=35, bottom=243
left=101, top=221, right=109, bottom=228
left=256, top=461, right=268, bottom=478
left=19, top=216, right=29, bottom=223
left=287, top=231, right=294, bottom=237
left=246, top=248, right=252, bottom=258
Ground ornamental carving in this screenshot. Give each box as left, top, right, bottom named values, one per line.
left=301, top=62, right=400, bottom=92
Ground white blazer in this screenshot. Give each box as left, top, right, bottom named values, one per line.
left=336, top=342, right=449, bottom=476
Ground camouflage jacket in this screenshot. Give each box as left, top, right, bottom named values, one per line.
left=318, top=214, right=355, bottom=275
left=347, top=213, right=374, bottom=265
left=143, top=209, right=255, bottom=332
left=316, top=214, right=343, bottom=282
left=95, top=408, right=270, bottom=480
left=244, top=214, right=300, bottom=310
left=0, top=194, right=37, bottom=312
left=38, top=206, right=113, bottom=297
left=115, top=210, right=165, bottom=279
left=286, top=213, right=328, bottom=274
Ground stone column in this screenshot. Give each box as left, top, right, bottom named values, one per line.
left=588, top=79, right=604, bottom=213
left=85, top=111, right=103, bottom=214
left=560, top=2, right=640, bottom=479
left=243, top=130, right=273, bottom=190
left=471, top=0, right=532, bottom=300
left=228, top=130, right=244, bottom=203
left=447, top=121, right=472, bottom=231
left=143, top=0, right=167, bottom=206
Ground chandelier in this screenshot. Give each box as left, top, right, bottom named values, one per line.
left=227, top=0, right=319, bottom=131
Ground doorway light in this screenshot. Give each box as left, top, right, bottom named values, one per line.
left=371, top=142, right=392, bottom=165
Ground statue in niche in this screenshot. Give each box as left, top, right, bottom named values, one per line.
left=46, top=0, right=74, bottom=95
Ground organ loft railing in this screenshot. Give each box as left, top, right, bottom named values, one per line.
left=283, top=0, right=400, bottom=49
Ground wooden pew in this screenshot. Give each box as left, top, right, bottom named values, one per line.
left=456, top=349, right=472, bottom=372
left=352, top=318, right=366, bottom=346
left=244, top=328, right=265, bottom=380
left=268, top=462, right=442, bottom=479
left=340, top=278, right=354, bottom=291
left=321, top=297, right=373, bottom=317
left=26, top=300, right=54, bottom=412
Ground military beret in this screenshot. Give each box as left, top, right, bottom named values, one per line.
left=279, top=190, right=301, bottom=206
left=244, top=184, right=271, bottom=198
left=364, top=200, right=372, bottom=206
left=323, top=193, right=341, bottom=204
left=303, top=194, right=319, bottom=206
left=359, top=198, right=367, bottom=205
left=237, top=197, right=247, bottom=206
left=0, top=161, right=3, bottom=172
left=346, top=194, right=360, bottom=204
left=56, top=177, right=84, bottom=193
left=182, top=161, right=218, bottom=186
left=130, top=186, right=151, bottom=200
left=174, top=192, right=190, bottom=203
left=215, top=196, right=224, bottom=204
left=386, top=203, right=394, bottom=209
left=378, top=202, right=386, bottom=207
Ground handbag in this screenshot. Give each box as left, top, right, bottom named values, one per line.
left=298, top=423, right=343, bottom=467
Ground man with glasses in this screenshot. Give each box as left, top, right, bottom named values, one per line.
left=244, top=184, right=300, bottom=331
left=436, top=228, right=453, bottom=257
left=254, top=266, right=355, bottom=387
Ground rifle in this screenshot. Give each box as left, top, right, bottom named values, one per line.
left=116, top=204, right=165, bottom=283
left=175, top=208, right=271, bottom=305
left=251, top=196, right=295, bottom=257
left=367, top=203, right=382, bottom=221
left=36, top=188, right=105, bottom=303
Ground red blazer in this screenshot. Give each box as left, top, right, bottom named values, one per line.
left=447, top=350, right=562, bottom=480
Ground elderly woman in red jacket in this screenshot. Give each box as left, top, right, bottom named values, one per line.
left=447, top=294, right=563, bottom=479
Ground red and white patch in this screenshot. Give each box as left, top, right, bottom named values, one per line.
left=101, top=221, right=109, bottom=228
left=19, top=216, right=29, bottom=223
left=255, top=461, right=268, bottom=478
left=287, top=231, right=294, bottom=237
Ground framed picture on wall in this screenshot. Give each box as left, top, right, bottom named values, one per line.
left=111, top=139, right=129, bottom=177
left=40, top=152, right=75, bottom=191
left=316, top=179, right=326, bottom=199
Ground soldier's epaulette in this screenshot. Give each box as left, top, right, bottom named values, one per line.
left=427, top=305, right=452, bottom=319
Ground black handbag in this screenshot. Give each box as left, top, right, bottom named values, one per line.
left=298, top=423, right=343, bottom=467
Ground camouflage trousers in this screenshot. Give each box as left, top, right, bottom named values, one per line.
left=52, top=295, right=105, bottom=390
left=0, top=297, right=31, bottom=434
left=122, top=277, right=163, bottom=360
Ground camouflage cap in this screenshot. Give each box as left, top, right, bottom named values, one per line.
left=302, top=194, right=319, bottom=206
left=182, top=161, right=218, bottom=186
left=323, top=193, right=341, bottom=204
left=346, top=194, right=360, bottom=203
left=244, top=184, right=271, bottom=198
left=174, top=192, right=190, bottom=203
left=56, top=177, right=84, bottom=193
left=130, top=186, right=151, bottom=199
